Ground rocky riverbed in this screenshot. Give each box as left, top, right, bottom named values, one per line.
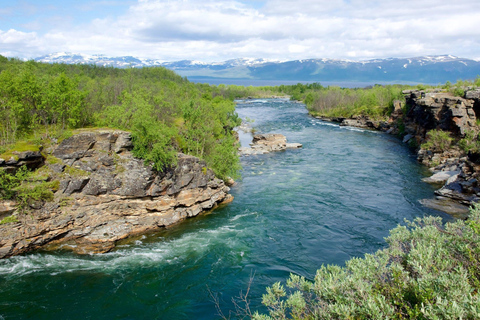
left=0, top=130, right=232, bottom=258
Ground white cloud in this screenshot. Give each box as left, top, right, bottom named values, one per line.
left=1, top=0, right=480, bottom=61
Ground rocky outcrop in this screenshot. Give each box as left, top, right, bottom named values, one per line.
left=400, top=89, right=478, bottom=141
left=311, top=89, right=480, bottom=215
left=395, top=89, right=480, bottom=214
left=0, top=150, right=45, bottom=174
left=239, top=133, right=302, bottom=155
left=0, top=130, right=231, bottom=258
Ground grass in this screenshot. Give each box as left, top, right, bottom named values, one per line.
left=0, top=215, right=19, bottom=225
left=0, top=140, right=41, bottom=161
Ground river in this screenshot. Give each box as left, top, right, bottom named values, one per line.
left=0, top=99, right=450, bottom=319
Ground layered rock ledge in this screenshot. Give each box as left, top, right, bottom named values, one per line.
left=0, top=130, right=231, bottom=258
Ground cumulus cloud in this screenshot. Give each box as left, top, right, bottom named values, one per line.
left=1, top=0, right=480, bottom=61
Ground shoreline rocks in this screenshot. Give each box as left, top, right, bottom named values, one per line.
left=314, top=89, right=480, bottom=216
left=0, top=130, right=231, bottom=258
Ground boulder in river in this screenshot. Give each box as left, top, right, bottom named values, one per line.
left=239, top=133, right=302, bottom=155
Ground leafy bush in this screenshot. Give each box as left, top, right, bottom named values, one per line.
left=0, top=166, right=29, bottom=199
left=420, top=129, right=453, bottom=153
left=0, top=57, right=241, bottom=181
left=459, top=130, right=480, bottom=154
left=0, top=165, right=58, bottom=210
left=254, top=205, right=480, bottom=319
left=14, top=180, right=59, bottom=210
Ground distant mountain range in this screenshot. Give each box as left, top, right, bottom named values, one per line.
left=34, top=52, right=480, bottom=84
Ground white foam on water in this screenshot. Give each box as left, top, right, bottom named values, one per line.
left=315, top=121, right=339, bottom=128
left=342, top=126, right=380, bottom=134
left=0, top=221, right=246, bottom=278
left=230, top=211, right=258, bottom=222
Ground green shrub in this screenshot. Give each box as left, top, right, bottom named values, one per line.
left=0, top=166, right=29, bottom=199
left=0, top=165, right=59, bottom=210
left=254, top=205, right=480, bottom=319
left=306, top=85, right=405, bottom=120
left=14, top=180, right=59, bottom=210
left=459, top=130, right=480, bottom=153
left=420, top=129, right=453, bottom=153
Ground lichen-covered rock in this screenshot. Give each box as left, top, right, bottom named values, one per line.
left=0, top=130, right=231, bottom=258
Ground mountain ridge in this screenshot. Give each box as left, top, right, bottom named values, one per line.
left=33, top=52, right=480, bottom=83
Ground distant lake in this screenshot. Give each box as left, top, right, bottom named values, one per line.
left=187, top=77, right=426, bottom=88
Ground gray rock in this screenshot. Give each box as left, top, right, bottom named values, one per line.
left=422, top=170, right=461, bottom=184
left=240, top=133, right=302, bottom=155
left=420, top=198, right=470, bottom=219
left=64, top=178, right=90, bottom=195
left=53, top=133, right=96, bottom=160
left=0, top=130, right=232, bottom=259
left=402, top=134, right=414, bottom=143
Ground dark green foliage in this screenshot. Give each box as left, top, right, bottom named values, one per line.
left=459, top=130, right=480, bottom=154
left=421, top=129, right=453, bottom=153
left=14, top=180, right=59, bottom=210
left=255, top=205, right=480, bottom=319
left=0, top=56, right=241, bottom=181
left=0, top=166, right=58, bottom=211
left=0, top=166, right=29, bottom=200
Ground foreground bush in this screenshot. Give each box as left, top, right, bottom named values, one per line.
left=254, top=205, right=480, bottom=319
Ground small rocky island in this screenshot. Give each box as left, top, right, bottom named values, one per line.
left=0, top=130, right=232, bottom=258
left=239, top=133, right=302, bottom=155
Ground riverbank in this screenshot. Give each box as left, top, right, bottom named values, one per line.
left=0, top=130, right=232, bottom=258
left=312, top=88, right=480, bottom=216
left=0, top=98, right=450, bottom=319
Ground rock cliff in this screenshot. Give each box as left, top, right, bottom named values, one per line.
left=398, top=89, right=480, bottom=216
left=0, top=130, right=232, bottom=258
left=400, top=89, right=479, bottom=142
left=313, top=88, right=480, bottom=216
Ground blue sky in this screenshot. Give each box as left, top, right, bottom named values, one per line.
left=1, top=0, right=479, bottom=61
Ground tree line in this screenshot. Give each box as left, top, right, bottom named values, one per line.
left=0, top=56, right=240, bottom=180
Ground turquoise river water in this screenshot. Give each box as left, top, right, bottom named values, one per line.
left=0, top=99, right=451, bottom=319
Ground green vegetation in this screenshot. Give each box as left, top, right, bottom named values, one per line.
left=0, top=215, right=19, bottom=225
left=0, top=56, right=241, bottom=180
left=420, top=129, right=453, bottom=153
left=443, top=78, right=480, bottom=97
left=254, top=204, right=480, bottom=319
left=0, top=140, right=40, bottom=161
left=459, top=130, right=480, bottom=154
left=208, top=82, right=409, bottom=121
left=0, top=165, right=58, bottom=210
left=304, top=85, right=407, bottom=120
left=0, top=166, right=30, bottom=200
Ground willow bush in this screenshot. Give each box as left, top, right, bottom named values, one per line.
left=254, top=205, right=480, bottom=319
